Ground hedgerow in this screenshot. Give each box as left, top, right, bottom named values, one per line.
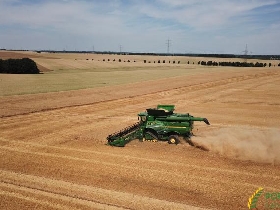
left=0, top=58, right=40, bottom=74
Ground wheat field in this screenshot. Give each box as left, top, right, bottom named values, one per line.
left=0, top=51, right=280, bottom=210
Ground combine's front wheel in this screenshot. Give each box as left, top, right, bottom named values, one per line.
left=168, top=135, right=179, bottom=144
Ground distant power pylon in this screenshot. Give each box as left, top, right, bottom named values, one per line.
left=242, top=44, right=253, bottom=56
left=243, top=44, right=249, bottom=56
left=242, top=44, right=252, bottom=62
left=119, top=45, right=122, bottom=53
left=166, top=38, right=171, bottom=54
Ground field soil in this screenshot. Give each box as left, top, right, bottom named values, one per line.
left=0, top=51, right=280, bottom=210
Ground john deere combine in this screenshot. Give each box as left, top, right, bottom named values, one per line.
left=107, top=105, right=210, bottom=147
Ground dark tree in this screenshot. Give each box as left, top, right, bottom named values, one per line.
left=201, top=61, right=206, bottom=65
left=0, top=58, right=39, bottom=74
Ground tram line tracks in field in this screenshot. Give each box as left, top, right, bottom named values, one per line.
left=1, top=71, right=278, bottom=118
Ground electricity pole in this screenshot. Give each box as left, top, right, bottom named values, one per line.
left=166, top=38, right=171, bottom=54
left=243, top=44, right=248, bottom=56
left=119, top=45, right=122, bottom=53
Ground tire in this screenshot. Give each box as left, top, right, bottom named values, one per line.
left=168, top=135, right=179, bottom=144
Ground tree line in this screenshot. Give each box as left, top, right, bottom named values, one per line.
left=0, top=58, right=40, bottom=74
left=198, top=61, right=278, bottom=67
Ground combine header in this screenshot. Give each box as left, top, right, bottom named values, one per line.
left=107, top=105, right=210, bottom=147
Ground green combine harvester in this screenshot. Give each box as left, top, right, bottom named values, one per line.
left=107, top=105, right=210, bottom=147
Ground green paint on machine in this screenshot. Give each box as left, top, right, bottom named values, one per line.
left=107, top=105, right=210, bottom=147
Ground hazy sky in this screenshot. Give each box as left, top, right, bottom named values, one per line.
left=0, top=0, right=280, bottom=54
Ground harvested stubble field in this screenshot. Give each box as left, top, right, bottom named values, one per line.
left=0, top=51, right=280, bottom=210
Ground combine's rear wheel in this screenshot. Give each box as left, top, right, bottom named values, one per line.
left=168, top=135, right=179, bottom=144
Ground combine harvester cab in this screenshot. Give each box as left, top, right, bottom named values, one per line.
left=107, top=105, right=210, bottom=147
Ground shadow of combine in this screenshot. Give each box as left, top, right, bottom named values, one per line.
left=183, top=137, right=209, bottom=151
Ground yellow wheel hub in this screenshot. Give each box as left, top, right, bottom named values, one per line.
left=170, top=138, right=176, bottom=144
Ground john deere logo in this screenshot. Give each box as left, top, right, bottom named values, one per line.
left=248, top=187, right=280, bottom=209
left=248, top=187, right=264, bottom=209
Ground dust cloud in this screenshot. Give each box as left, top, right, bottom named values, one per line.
left=192, top=127, right=280, bottom=164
